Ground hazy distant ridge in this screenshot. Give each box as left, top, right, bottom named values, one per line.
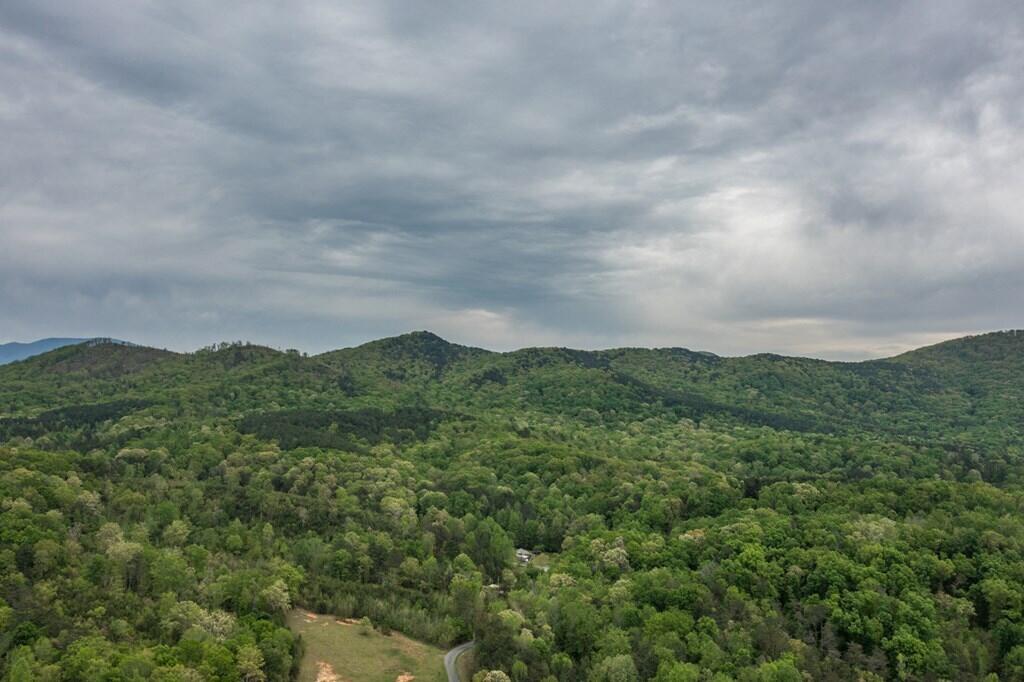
left=0, top=338, right=91, bottom=365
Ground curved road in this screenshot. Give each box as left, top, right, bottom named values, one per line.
left=444, top=641, right=475, bottom=682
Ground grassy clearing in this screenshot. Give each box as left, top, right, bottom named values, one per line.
left=530, top=553, right=554, bottom=571
left=286, top=609, right=447, bottom=682
left=456, top=648, right=476, bottom=682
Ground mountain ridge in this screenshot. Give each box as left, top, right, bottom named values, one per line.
left=3, top=328, right=1022, bottom=447
left=0, top=337, right=89, bottom=365
left=9, top=328, right=1023, bottom=367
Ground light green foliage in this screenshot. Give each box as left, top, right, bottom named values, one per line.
left=3, top=331, right=1024, bottom=680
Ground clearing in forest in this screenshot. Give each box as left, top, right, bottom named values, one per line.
left=286, top=609, right=448, bottom=682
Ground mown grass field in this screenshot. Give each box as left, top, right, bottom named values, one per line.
left=286, top=610, right=448, bottom=682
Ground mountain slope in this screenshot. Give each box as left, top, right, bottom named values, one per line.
left=2, top=329, right=1021, bottom=446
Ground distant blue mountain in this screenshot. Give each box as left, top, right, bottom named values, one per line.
left=0, top=338, right=90, bottom=365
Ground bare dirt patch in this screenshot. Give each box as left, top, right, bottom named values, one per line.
left=316, top=661, right=340, bottom=682
left=396, top=674, right=415, bottom=682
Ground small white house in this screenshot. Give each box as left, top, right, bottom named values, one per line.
left=515, top=548, right=534, bottom=563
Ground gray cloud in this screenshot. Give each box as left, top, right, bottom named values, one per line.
left=2, top=0, right=1023, bottom=358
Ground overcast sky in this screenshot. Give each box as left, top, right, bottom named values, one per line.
left=2, top=1, right=1023, bottom=359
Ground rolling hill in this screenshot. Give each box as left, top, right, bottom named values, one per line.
left=2, top=329, right=1024, bottom=680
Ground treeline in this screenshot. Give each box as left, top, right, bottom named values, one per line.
left=0, top=399, right=150, bottom=451
left=236, top=407, right=452, bottom=451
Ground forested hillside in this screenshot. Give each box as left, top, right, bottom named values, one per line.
left=2, top=331, right=1024, bottom=681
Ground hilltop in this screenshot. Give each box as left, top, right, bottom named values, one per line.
left=3, top=329, right=1022, bottom=447
left=3, top=329, right=1024, bottom=680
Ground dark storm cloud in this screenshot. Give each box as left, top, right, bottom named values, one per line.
left=2, top=1, right=1023, bottom=357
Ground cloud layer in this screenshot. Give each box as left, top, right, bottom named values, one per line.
left=2, top=1, right=1023, bottom=358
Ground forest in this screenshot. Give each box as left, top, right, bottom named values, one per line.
left=2, top=330, right=1024, bottom=681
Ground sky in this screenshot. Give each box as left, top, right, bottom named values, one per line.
left=2, top=1, right=1023, bottom=359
